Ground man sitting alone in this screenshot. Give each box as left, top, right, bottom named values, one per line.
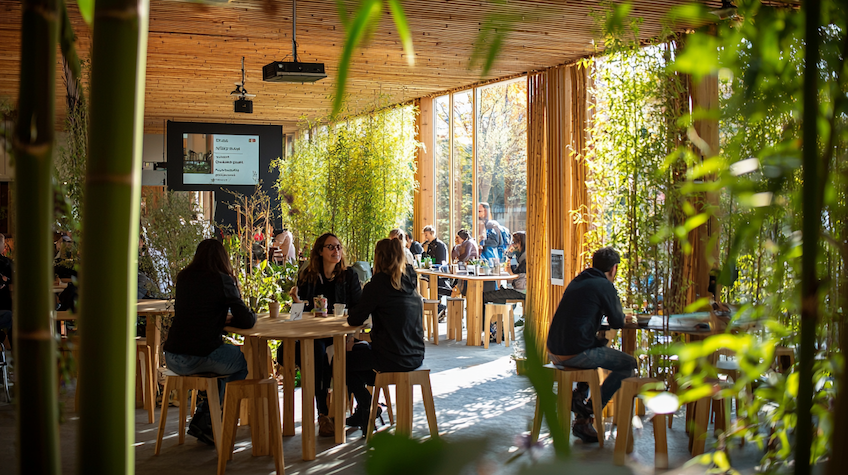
left=546, top=246, right=637, bottom=443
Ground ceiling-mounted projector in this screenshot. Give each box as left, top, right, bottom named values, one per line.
left=263, top=61, right=326, bottom=83
left=263, top=0, right=326, bottom=84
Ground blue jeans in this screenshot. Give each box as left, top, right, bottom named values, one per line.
left=164, top=344, right=248, bottom=405
left=551, top=346, right=637, bottom=408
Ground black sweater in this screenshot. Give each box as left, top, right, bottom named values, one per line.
left=546, top=267, right=625, bottom=356
left=296, top=267, right=362, bottom=312
left=348, top=265, right=425, bottom=372
left=164, top=269, right=256, bottom=357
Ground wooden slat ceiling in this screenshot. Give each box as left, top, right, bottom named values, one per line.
left=0, top=0, right=722, bottom=134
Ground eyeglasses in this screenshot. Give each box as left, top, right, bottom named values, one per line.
left=324, top=244, right=343, bottom=251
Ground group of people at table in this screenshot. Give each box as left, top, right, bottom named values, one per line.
left=162, top=210, right=633, bottom=447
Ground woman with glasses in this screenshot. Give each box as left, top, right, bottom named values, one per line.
left=276, top=232, right=362, bottom=437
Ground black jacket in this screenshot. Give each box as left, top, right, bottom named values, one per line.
left=164, top=269, right=256, bottom=357
left=423, top=238, right=448, bottom=265
left=296, top=267, right=362, bottom=312
left=348, top=265, right=425, bottom=372
left=547, top=267, right=625, bottom=356
left=0, top=255, right=12, bottom=311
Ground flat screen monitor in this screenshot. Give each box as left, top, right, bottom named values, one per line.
left=166, top=121, right=282, bottom=193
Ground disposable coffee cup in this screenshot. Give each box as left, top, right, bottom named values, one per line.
left=334, top=303, right=346, bottom=316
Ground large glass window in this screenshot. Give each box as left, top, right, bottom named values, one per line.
left=432, top=77, right=527, bottom=252
left=476, top=78, right=527, bottom=237
left=434, top=96, right=451, bottom=238
left=453, top=91, right=474, bottom=237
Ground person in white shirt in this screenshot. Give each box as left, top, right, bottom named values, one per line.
left=388, top=228, right=415, bottom=266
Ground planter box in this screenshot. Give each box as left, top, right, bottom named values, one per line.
left=514, top=358, right=528, bottom=375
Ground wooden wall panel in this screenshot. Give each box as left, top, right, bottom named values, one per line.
left=0, top=0, right=721, bottom=134
left=414, top=97, right=435, bottom=237
left=526, top=63, right=591, bottom=353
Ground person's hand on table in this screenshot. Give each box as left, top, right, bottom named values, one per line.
left=289, top=286, right=301, bottom=303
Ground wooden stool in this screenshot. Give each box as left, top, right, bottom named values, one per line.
left=217, top=379, right=284, bottom=475
left=531, top=364, right=605, bottom=448
left=155, top=370, right=227, bottom=454
left=366, top=368, right=438, bottom=441
left=422, top=299, right=440, bottom=345
left=504, top=299, right=522, bottom=343
left=483, top=303, right=511, bottom=348
left=613, top=377, right=668, bottom=469
left=688, top=378, right=728, bottom=456
left=446, top=297, right=465, bottom=341
left=0, top=337, right=9, bottom=403
left=418, top=277, right=429, bottom=299
left=136, top=339, right=156, bottom=424
left=774, top=346, right=795, bottom=372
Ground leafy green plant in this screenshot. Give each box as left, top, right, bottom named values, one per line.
left=273, top=102, right=420, bottom=262
left=141, top=190, right=212, bottom=298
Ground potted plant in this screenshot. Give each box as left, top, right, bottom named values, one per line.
left=265, top=261, right=298, bottom=318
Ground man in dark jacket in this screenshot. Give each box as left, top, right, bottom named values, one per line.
left=421, top=225, right=452, bottom=297
left=546, top=247, right=636, bottom=443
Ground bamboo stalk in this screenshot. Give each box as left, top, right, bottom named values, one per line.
left=796, top=1, right=821, bottom=474
left=77, top=0, right=149, bottom=471
left=12, top=0, right=61, bottom=472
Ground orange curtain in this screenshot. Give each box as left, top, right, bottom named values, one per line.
left=526, top=64, right=591, bottom=353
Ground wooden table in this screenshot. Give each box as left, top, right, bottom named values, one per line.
left=136, top=299, right=174, bottom=373
left=415, top=269, right=518, bottom=346
left=618, top=312, right=759, bottom=355
left=226, top=315, right=361, bottom=461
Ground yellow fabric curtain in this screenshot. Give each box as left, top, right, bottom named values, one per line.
left=525, top=64, right=591, bottom=353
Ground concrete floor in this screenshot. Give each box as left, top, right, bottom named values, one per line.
left=1, top=321, right=765, bottom=475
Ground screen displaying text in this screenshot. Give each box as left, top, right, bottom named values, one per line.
left=182, top=133, right=260, bottom=185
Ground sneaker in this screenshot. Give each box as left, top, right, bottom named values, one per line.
left=318, top=414, right=335, bottom=437
left=572, top=418, right=599, bottom=443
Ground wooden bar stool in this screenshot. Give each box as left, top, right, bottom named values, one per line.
left=483, top=303, right=511, bottom=348
left=155, top=370, right=227, bottom=454
left=365, top=368, right=438, bottom=441
left=217, top=379, right=284, bottom=475
left=422, top=299, right=440, bottom=345
left=531, top=364, right=605, bottom=447
left=613, top=377, right=668, bottom=469
left=446, top=297, right=465, bottom=341
left=504, top=299, right=523, bottom=342
left=136, top=339, right=156, bottom=424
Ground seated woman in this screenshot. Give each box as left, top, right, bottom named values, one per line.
left=483, top=231, right=527, bottom=304
left=346, top=238, right=425, bottom=430
left=450, top=229, right=478, bottom=263
left=163, top=239, right=256, bottom=445
left=276, top=232, right=362, bottom=437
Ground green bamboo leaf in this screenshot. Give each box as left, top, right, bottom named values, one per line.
left=387, top=0, right=414, bottom=66
left=76, top=0, right=94, bottom=26
left=335, top=0, right=349, bottom=26
left=333, top=0, right=382, bottom=117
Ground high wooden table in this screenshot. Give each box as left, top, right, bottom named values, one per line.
left=136, top=299, right=174, bottom=373
left=415, top=268, right=518, bottom=346
left=226, top=315, right=361, bottom=461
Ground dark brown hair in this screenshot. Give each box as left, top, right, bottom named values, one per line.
left=180, top=239, right=235, bottom=281
left=301, top=233, right=347, bottom=283
left=512, top=231, right=526, bottom=253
